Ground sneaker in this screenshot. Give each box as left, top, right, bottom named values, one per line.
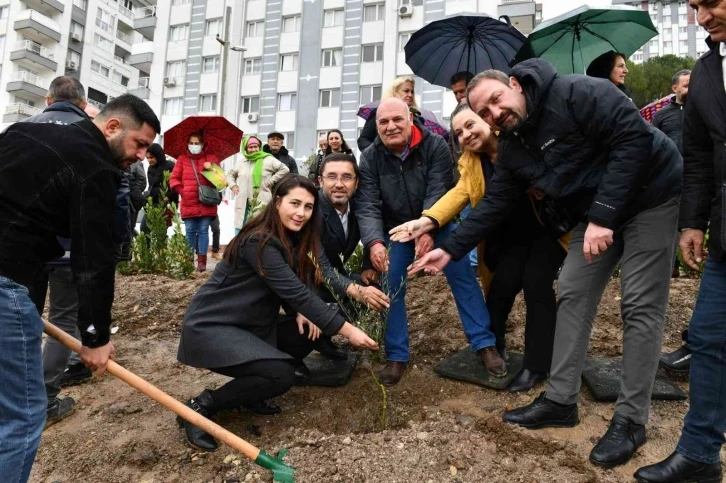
left=46, top=397, right=75, bottom=428
left=59, top=363, right=93, bottom=388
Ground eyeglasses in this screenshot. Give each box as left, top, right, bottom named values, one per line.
left=322, top=174, right=356, bottom=183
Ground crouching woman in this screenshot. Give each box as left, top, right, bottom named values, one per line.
left=176, top=174, right=378, bottom=451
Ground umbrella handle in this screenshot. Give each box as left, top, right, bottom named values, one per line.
left=42, top=319, right=262, bottom=460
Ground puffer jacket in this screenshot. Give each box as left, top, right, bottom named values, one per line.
left=169, top=150, right=221, bottom=219
left=440, top=58, right=682, bottom=260
left=263, top=144, right=298, bottom=174
left=355, top=124, right=453, bottom=247
left=652, top=96, right=684, bottom=154
left=23, top=100, right=88, bottom=124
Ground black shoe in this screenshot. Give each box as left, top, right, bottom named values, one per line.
left=502, top=392, right=579, bottom=429
left=314, top=335, right=348, bottom=360
left=242, top=400, right=281, bottom=415
left=659, top=346, right=691, bottom=375
left=294, top=363, right=311, bottom=386
left=176, top=390, right=218, bottom=451
left=589, top=412, right=646, bottom=468
left=59, top=363, right=92, bottom=388
left=45, top=397, right=75, bottom=428
left=634, top=451, right=722, bottom=483
left=509, top=369, right=548, bottom=393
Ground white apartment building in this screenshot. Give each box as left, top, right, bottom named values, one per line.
left=613, top=0, right=709, bottom=63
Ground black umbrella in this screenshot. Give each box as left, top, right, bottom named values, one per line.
left=404, top=13, right=526, bottom=89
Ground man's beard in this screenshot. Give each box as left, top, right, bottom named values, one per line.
left=108, top=133, right=133, bottom=168
left=678, top=92, right=687, bottom=104
left=496, top=109, right=523, bottom=132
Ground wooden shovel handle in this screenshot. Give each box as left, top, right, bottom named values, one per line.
left=43, top=319, right=260, bottom=461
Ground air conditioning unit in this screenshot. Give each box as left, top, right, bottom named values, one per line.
left=65, top=61, right=76, bottom=71
left=398, top=3, right=413, bottom=17
left=164, top=76, right=177, bottom=87
left=71, top=32, right=82, bottom=42
left=247, top=112, right=259, bottom=123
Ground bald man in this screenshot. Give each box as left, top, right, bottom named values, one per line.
left=354, top=98, right=500, bottom=386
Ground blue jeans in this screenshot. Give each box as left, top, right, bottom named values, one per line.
left=460, top=204, right=478, bottom=267
left=383, top=223, right=495, bottom=362
left=677, top=258, right=726, bottom=464
left=0, top=276, right=46, bottom=483
left=184, top=216, right=213, bottom=255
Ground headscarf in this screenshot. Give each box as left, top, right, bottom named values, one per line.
left=241, top=135, right=274, bottom=188
left=146, top=143, right=165, bottom=164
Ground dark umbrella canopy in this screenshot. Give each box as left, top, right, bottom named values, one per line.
left=404, top=13, right=526, bottom=88
left=163, top=115, right=244, bottom=161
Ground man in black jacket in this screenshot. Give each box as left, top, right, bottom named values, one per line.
left=634, top=5, right=726, bottom=480
left=411, top=59, right=682, bottom=468
left=263, top=131, right=298, bottom=174
left=356, top=98, right=501, bottom=386
left=0, top=94, right=159, bottom=483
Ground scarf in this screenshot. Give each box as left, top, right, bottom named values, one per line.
left=241, top=135, right=273, bottom=189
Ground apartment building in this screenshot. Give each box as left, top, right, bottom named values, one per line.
left=0, top=0, right=158, bottom=128
left=613, top=0, right=709, bottom=63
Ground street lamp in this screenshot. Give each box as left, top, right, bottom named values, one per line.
left=215, top=7, right=246, bottom=118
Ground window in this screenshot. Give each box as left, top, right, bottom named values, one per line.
left=91, top=60, right=110, bottom=77
left=0, top=6, right=8, bottom=19
left=680, top=40, right=688, bottom=51
left=399, top=0, right=422, bottom=5
left=172, top=0, right=191, bottom=5
left=169, top=24, right=189, bottom=42
left=280, top=53, right=299, bottom=71
left=679, top=26, right=687, bottom=34
left=361, top=44, right=383, bottom=62
left=246, top=20, right=264, bottom=37
left=205, top=18, right=222, bottom=37
left=72, top=0, right=87, bottom=10
left=67, top=50, right=81, bottom=65
left=242, top=96, right=260, bottom=113
left=244, top=58, right=262, bottom=75
left=360, top=85, right=382, bottom=104
left=112, top=72, right=129, bottom=87
left=664, top=41, right=672, bottom=51
left=363, top=4, right=385, bottom=22
left=71, top=21, right=84, bottom=37
left=679, top=13, right=687, bottom=23
left=323, top=9, right=344, bottom=27
left=93, top=33, right=114, bottom=53
left=321, top=48, right=342, bottom=67
left=166, top=60, right=186, bottom=78
left=199, top=94, right=217, bottom=112
left=319, top=89, right=340, bottom=108
left=95, top=8, right=114, bottom=32
left=164, top=97, right=183, bottom=115
left=202, top=56, right=220, bottom=73
left=282, top=15, right=301, bottom=33
left=286, top=133, right=295, bottom=150
left=399, top=32, right=411, bottom=52
left=0, top=35, right=5, bottom=51
left=278, top=93, right=297, bottom=111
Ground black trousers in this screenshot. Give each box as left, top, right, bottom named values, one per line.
left=207, top=316, right=315, bottom=410
left=487, top=227, right=566, bottom=373
left=210, top=216, right=220, bottom=252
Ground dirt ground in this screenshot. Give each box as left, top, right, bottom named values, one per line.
left=30, top=270, right=723, bottom=483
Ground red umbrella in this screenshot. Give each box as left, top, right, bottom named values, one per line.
left=163, top=116, right=243, bottom=161
left=640, top=94, right=674, bottom=123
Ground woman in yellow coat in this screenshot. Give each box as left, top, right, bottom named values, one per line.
left=390, top=103, right=569, bottom=392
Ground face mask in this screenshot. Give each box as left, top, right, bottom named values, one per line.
left=188, top=145, right=202, bottom=155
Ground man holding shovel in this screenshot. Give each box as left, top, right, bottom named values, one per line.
left=0, top=94, right=159, bottom=482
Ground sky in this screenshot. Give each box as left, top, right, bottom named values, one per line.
left=538, top=0, right=614, bottom=22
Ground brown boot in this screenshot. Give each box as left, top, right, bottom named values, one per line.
left=479, top=347, right=507, bottom=377
left=196, top=254, right=207, bottom=272
left=378, top=361, right=408, bottom=386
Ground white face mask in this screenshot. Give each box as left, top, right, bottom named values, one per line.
left=188, top=144, right=202, bottom=155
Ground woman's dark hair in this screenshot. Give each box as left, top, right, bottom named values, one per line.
left=324, top=129, right=353, bottom=156
left=188, top=130, right=205, bottom=144
left=319, top=152, right=359, bottom=179
left=224, top=174, right=322, bottom=286
left=146, top=143, right=165, bottom=162
left=586, top=51, right=626, bottom=80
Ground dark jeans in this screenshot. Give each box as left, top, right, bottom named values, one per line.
left=487, top=232, right=566, bottom=373
left=676, top=258, right=726, bottom=464
left=207, top=316, right=315, bottom=410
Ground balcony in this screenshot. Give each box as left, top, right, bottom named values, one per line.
left=24, top=0, right=64, bottom=16
left=6, top=71, right=48, bottom=100
left=87, top=99, right=106, bottom=110
left=72, top=0, right=87, bottom=10
left=14, top=10, right=62, bottom=44
left=128, top=77, right=150, bottom=99
left=128, top=41, right=154, bottom=73
left=134, top=6, right=157, bottom=40
left=3, top=103, right=42, bottom=123
left=9, top=40, right=57, bottom=71
left=116, top=29, right=131, bottom=45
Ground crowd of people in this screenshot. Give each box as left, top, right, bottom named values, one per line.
left=1, top=2, right=725, bottom=481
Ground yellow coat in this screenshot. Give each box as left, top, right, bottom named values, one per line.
left=422, top=150, right=570, bottom=296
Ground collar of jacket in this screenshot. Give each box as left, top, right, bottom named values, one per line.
left=73, top=119, right=114, bottom=165
left=317, top=187, right=354, bottom=216
left=263, top=144, right=289, bottom=156
left=44, top=100, right=89, bottom=119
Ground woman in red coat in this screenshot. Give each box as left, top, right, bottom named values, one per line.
left=170, top=132, right=221, bottom=271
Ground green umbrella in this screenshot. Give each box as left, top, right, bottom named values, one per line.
left=511, top=5, right=658, bottom=75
